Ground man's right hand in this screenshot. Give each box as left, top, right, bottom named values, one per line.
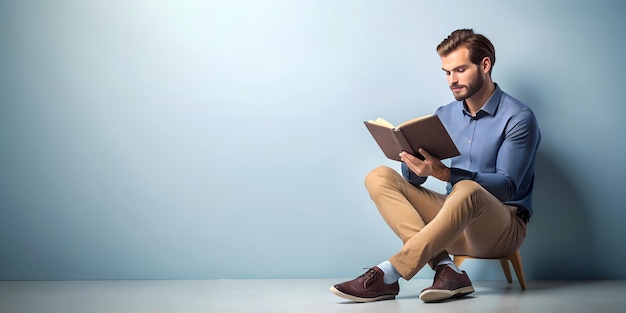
left=400, top=149, right=450, bottom=182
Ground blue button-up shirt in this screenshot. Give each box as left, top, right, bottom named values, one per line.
left=402, top=84, right=541, bottom=216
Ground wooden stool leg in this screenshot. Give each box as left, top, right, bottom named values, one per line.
left=454, top=250, right=527, bottom=290
left=509, top=250, right=527, bottom=290
left=499, top=259, right=513, bottom=283
left=453, top=255, right=468, bottom=267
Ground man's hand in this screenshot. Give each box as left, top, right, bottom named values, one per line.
left=399, top=148, right=451, bottom=182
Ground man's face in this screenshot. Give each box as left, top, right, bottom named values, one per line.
left=440, top=47, right=484, bottom=101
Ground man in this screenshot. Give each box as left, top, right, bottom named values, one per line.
left=330, top=29, right=541, bottom=303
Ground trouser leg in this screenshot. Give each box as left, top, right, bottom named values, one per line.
left=365, top=166, right=526, bottom=280
left=365, top=166, right=450, bottom=270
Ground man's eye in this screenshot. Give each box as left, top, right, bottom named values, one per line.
left=457, top=68, right=465, bottom=73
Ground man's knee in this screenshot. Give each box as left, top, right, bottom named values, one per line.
left=364, top=166, right=399, bottom=192
left=450, top=180, right=485, bottom=197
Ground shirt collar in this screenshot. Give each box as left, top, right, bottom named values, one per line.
left=462, top=83, right=503, bottom=118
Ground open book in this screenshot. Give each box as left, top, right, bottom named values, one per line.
left=364, top=114, right=460, bottom=161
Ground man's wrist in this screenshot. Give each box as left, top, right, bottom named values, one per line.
left=441, top=167, right=451, bottom=182
left=432, top=166, right=451, bottom=182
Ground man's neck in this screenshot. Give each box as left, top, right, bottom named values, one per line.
left=465, top=80, right=495, bottom=116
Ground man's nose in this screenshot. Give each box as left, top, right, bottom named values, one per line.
left=447, top=72, right=457, bottom=84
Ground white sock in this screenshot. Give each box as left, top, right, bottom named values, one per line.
left=377, top=260, right=402, bottom=284
left=437, top=256, right=463, bottom=274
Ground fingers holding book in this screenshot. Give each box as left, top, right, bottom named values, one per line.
left=400, top=148, right=451, bottom=182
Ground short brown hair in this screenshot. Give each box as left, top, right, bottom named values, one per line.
left=437, top=29, right=496, bottom=74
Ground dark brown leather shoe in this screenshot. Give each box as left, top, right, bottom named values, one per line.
left=329, top=267, right=399, bottom=302
left=419, top=264, right=474, bottom=302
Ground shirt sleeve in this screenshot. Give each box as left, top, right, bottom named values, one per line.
left=401, top=162, right=428, bottom=186
left=449, top=109, right=541, bottom=202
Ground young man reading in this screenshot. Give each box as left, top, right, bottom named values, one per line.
left=330, top=29, right=541, bottom=303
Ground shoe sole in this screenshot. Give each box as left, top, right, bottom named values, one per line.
left=329, top=286, right=396, bottom=303
left=419, top=286, right=475, bottom=303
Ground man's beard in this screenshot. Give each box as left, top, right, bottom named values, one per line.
left=451, top=73, right=484, bottom=101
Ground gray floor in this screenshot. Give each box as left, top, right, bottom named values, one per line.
left=1, top=279, right=625, bottom=313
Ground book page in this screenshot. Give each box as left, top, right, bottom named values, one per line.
left=396, top=114, right=433, bottom=128
left=367, top=117, right=395, bottom=128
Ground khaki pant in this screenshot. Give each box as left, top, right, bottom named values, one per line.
left=365, top=166, right=527, bottom=280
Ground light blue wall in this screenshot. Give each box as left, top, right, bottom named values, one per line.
left=1, top=0, right=625, bottom=280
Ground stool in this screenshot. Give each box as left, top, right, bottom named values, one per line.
left=453, top=249, right=527, bottom=290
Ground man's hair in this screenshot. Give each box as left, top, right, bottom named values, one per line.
left=437, top=29, right=496, bottom=74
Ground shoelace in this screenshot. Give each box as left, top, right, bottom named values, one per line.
left=433, top=266, right=447, bottom=284
left=433, top=266, right=460, bottom=288
left=361, top=268, right=377, bottom=290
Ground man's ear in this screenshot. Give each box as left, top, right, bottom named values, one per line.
left=481, top=56, right=492, bottom=74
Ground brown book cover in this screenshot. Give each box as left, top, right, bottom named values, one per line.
left=364, top=114, right=460, bottom=161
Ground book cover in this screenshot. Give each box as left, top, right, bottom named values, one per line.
left=364, top=114, right=460, bottom=161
